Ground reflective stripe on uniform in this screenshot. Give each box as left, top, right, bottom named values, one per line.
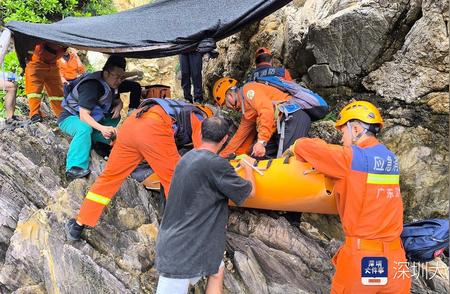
left=367, top=173, right=399, bottom=185
left=85, top=191, right=111, bottom=206
left=27, top=93, right=42, bottom=99
left=48, top=96, right=63, bottom=101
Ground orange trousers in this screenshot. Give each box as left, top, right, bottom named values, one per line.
left=25, top=60, right=63, bottom=117
left=331, top=238, right=411, bottom=293
left=77, top=110, right=180, bottom=227
left=235, top=130, right=256, bottom=156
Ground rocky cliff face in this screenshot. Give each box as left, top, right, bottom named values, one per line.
left=0, top=123, right=447, bottom=293
left=203, top=0, right=449, bottom=222
left=0, top=0, right=448, bottom=293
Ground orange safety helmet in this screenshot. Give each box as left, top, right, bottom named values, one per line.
left=335, top=100, right=384, bottom=128
left=194, top=103, right=214, bottom=118
left=255, top=47, right=272, bottom=57
left=212, top=77, right=238, bottom=106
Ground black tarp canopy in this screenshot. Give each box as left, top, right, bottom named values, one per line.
left=5, top=0, right=292, bottom=68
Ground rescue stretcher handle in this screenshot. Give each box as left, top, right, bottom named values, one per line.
left=235, top=160, right=264, bottom=176
left=282, top=150, right=316, bottom=175
left=282, top=151, right=293, bottom=164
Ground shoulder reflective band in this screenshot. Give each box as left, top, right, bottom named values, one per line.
left=367, top=173, right=400, bottom=185
left=86, top=191, right=111, bottom=206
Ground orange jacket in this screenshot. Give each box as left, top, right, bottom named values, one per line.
left=220, top=82, right=291, bottom=157
left=31, top=42, right=66, bottom=64
left=140, top=105, right=202, bottom=148
left=293, top=136, right=404, bottom=241
left=58, top=52, right=86, bottom=80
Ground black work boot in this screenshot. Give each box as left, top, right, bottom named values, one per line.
left=66, top=167, right=91, bottom=180
left=65, top=218, right=85, bottom=241
left=30, top=114, right=43, bottom=123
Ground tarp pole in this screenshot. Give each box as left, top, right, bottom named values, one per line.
left=0, top=29, right=12, bottom=65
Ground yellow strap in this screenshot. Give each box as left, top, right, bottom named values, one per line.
left=85, top=192, right=111, bottom=206
left=367, top=173, right=399, bottom=185
left=27, top=93, right=42, bottom=99
left=48, top=96, right=63, bottom=101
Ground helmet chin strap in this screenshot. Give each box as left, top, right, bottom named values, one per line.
left=238, top=88, right=245, bottom=114
left=346, top=121, right=367, bottom=144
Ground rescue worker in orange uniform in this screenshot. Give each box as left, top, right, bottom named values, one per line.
left=213, top=77, right=311, bottom=159
left=290, top=101, right=411, bottom=293
left=247, top=47, right=293, bottom=82
left=65, top=98, right=213, bottom=240
left=57, top=48, right=86, bottom=83
left=25, top=42, right=67, bottom=122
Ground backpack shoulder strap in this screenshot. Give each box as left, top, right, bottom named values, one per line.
left=135, top=98, right=159, bottom=118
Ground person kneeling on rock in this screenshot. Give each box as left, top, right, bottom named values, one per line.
left=155, top=117, right=256, bottom=294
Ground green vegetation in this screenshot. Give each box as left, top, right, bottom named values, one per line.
left=85, top=63, right=96, bottom=73
left=0, top=0, right=116, bottom=24
left=321, top=111, right=337, bottom=122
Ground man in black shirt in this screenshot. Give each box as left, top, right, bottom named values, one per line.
left=59, top=56, right=125, bottom=179
left=155, top=117, right=256, bottom=293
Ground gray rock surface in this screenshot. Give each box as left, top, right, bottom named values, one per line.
left=0, top=124, right=159, bottom=293
left=0, top=123, right=447, bottom=293
left=363, top=0, right=449, bottom=102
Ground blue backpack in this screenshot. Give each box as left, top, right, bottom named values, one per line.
left=255, top=76, right=329, bottom=121
left=401, top=219, right=449, bottom=262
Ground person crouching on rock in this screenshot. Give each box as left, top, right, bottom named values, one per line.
left=59, top=55, right=125, bottom=180
left=155, top=117, right=256, bottom=294
left=65, top=99, right=214, bottom=240
left=289, top=101, right=411, bottom=293
left=213, top=77, right=311, bottom=159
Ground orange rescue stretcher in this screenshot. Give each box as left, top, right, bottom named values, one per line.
left=143, top=156, right=338, bottom=214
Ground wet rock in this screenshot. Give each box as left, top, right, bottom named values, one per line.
left=410, top=257, right=449, bottom=293
left=425, top=92, right=449, bottom=114
left=0, top=124, right=159, bottom=293
left=0, top=121, right=447, bottom=293
left=14, top=284, right=46, bottom=294
left=382, top=126, right=448, bottom=219
left=225, top=211, right=334, bottom=293
left=363, top=0, right=449, bottom=102
left=308, top=120, right=341, bottom=144
left=300, top=213, right=344, bottom=241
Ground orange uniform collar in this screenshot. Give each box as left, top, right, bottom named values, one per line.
left=256, top=62, right=272, bottom=68
left=356, top=136, right=379, bottom=148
